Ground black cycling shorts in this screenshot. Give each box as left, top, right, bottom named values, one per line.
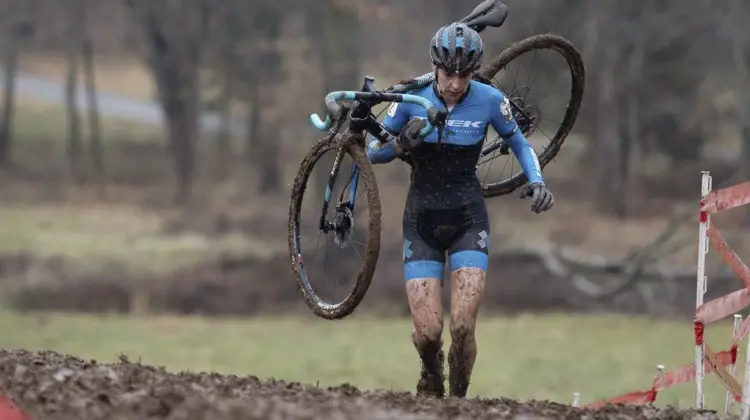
left=402, top=199, right=490, bottom=281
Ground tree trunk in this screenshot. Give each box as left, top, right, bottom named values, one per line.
left=158, top=72, right=199, bottom=204
left=215, top=68, right=233, bottom=181
left=165, top=100, right=198, bottom=204
left=0, top=28, right=19, bottom=168
left=125, top=0, right=210, bottom=205
left=80, top=4, right=105, bottom=190
left=256, top=123, right=281, bottom=194
left=244, top=79, right=260, bottom=164
left=306, top=0, right=362, bottom=197
left=594, top=48, right=625, bottom=218
left=65, top=9, right=85, bottom=185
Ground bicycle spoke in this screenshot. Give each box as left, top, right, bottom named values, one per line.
left=290, top=135, right=378, bottom=314
left=478, top=36, right=580, bottom=192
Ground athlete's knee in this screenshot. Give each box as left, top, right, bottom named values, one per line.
left=449, top=319, right=475, bottom=343
left=412, top=311, right=444, bottom=350
left=449, top=265, right=486, bottom=333
left=406, top=277, right=444, bottom=349
left=449, top=304, right=479, bottom=345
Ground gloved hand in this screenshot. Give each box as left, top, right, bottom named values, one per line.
left=397, top=118, right=426, bottom=152
left=519, top=182, right=555, bottom=213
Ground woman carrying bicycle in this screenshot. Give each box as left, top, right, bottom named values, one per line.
left=366, top=22, right=555, bottom=398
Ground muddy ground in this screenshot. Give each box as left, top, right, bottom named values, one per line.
left=0, top=349, right=732, bottom=420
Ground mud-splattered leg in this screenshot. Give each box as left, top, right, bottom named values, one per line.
left=448, top=267, right=485, bottom=398
left=405, top=277, right=445, bottom=398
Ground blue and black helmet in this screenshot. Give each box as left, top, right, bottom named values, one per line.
left=429, top=22, right=484, bottom=75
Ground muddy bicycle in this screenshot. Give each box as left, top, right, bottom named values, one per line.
left=288, top=0, right=586, bottom=320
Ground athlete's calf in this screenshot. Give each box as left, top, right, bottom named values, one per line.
left=448, top=266, right=486, bottom=398
left=406, top=277, right=445, bottom=398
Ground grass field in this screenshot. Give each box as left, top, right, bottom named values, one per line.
left=1, top=310, right=743, bottom=409
left=0, top=204, right=278, bottom=275
left=7, top=96, right=163, bottom=143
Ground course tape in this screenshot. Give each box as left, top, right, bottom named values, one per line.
left=585, top=350, right=736, bottom=409
left=696, top=288, right=750, bottom=325
left=706, top=226, right=750, bottom=291
left=0, top=393, right=29, bottom=420
left=586, top=179, right=750, bottom=410
left=586, top=303, right=750, bottom=409
left=700, top=180, right=750, bottom=214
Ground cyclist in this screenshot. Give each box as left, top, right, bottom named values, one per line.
left=366, top=22, right=555, bottom=399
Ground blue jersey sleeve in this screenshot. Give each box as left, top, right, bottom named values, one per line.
left=489, top=92, right=544, bottom=185
left=383, top=102, right=411, bottom=133
left=367, top=101, right=411, bottom=164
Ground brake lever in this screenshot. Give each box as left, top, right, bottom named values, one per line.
left=427, top=108, right=449, bottom=148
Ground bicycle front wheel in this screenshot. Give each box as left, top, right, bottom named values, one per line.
left=288, top=133, right=382, bottom=320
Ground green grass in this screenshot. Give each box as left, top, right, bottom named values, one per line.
left=0, top=204, right=279, bottom=275
left=11, top=98, right=163, bottom=144
left=0, top=99, right=276, bottom=276
left=0, top=310, right=744, bottom=410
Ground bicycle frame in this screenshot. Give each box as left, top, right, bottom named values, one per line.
left=315, top=75, right=431, bottom=233
left=311, top=71, right=537, bottom=233
left=307, top=0, right=519, bottom=232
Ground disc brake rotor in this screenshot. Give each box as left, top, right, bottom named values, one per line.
left=330, top=204, right=354, bottom=248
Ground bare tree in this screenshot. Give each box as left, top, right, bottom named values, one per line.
left=0, top=1, right=32, bottom=169
left=80, top=0, right=105, bottom=188
left=65, top=0, right=85, bottom=184
left=583, top=0, right=625, bottom=217
left=125, top=0, right=212, bottom=203
left=727, top=0, right=750, bottom=223
left=217, top=0, right=288, bottom=193
left=305, top=0, right=361, bottom=196
left=199, top=0, right=238, bottom=181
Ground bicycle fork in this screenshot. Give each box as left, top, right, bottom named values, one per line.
left=318, top=144, right=360, bottom=233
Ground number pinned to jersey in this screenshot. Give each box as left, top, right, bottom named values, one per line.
left=387, top=102, right=399, bottom=118
left=500, top=96, right=513, bottom=123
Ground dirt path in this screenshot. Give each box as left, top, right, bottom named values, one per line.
left=0, top=349, right=729, bottom=420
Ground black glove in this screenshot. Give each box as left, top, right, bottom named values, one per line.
left=396, top=118, right=426, bottom=152
left=519, top=182, right=555, bottom=214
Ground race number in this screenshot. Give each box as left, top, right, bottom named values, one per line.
left=500, top=96, right=513, bottom=123
left=387, top=103, right=399, bottom=118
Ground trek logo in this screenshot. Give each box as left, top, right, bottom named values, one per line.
left=445, top=119, right=484, bottom=128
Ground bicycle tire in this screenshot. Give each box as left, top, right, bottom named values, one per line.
left=287, top=132, right=382, bottom=320
left=478, top=33, right=586, bottom=198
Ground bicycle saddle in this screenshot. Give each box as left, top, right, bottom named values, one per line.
left=459, top=0, right=509, bottom=32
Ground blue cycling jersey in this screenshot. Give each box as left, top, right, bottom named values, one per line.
left=367, top=80, right=544, bottom=210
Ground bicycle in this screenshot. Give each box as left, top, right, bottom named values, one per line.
left=288, top=0, right=586, bottom=320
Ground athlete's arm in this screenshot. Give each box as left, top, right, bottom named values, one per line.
left=489, top=92, right=545, bottom=185
left=367, top=102, right=410, bottom=164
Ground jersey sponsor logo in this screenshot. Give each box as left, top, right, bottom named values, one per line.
left=500, top=96, right=513, bottom=123
left=387, top=102, right=398, bottom=118
left=445, top=119, right=484, bottom=128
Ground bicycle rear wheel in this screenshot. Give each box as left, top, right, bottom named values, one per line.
left=476, top=33, right=585, bottom=197
left=288, top=131, right=381, bottom=320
